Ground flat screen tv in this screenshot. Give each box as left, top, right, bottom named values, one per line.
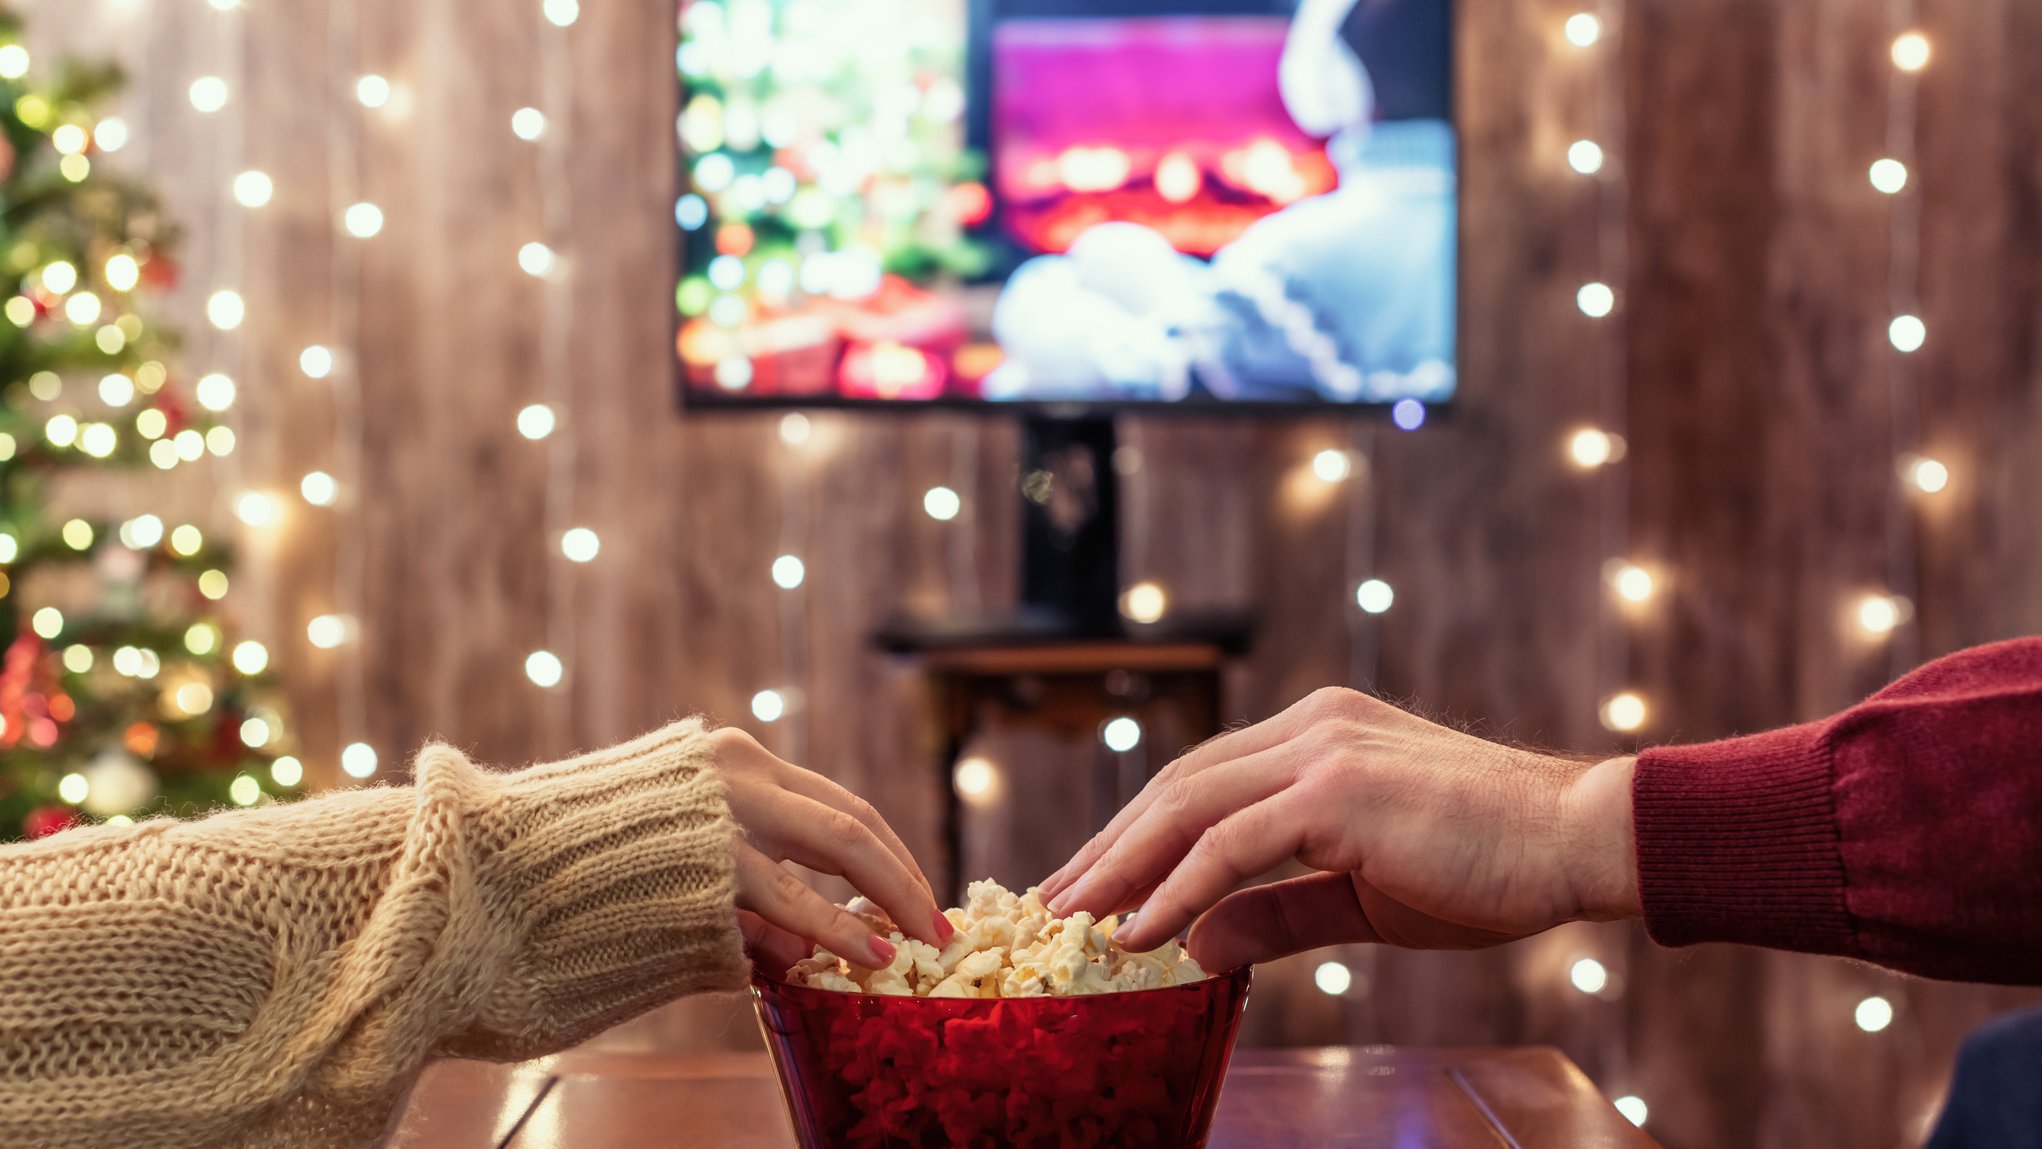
left=675, top=0, right=1455, bottom=411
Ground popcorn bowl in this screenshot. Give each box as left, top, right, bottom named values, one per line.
left=750, top=965, right=1251, bottom=1149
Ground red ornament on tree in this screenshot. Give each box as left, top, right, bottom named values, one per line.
left=0, top=630, right=59, bottom=750
left=208, top=706, right=249, bottom=765
left=154, top=389, right=193, bottom=437
left=23, top=805, right=81, bottom=839
left=140, top=252, right=179, bottom=291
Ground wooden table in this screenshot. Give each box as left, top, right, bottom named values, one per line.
left=395, top=1047, right=1660, bottom=1148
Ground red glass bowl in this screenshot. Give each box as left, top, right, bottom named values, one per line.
left=751, top=966, right=1251, bottom=1149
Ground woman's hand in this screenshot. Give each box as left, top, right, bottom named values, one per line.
left=1040, top=688, right=1640, bottom=970
left=707, top=727, right=951, bottom=974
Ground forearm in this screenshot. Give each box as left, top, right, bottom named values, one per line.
left=0, top=720, right=747, bottom=1149
left=1628, top=639, right=2042, bottom=984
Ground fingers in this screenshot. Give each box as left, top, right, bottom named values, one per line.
left=762, top=791, right=949, bottom=949
left=1184, top=874, right=1540, bottom=969
left=1043, top=702, right=1316, bottom=898
left=1113, top=793, right=1308, bottom=953
left=778, top=766, right=935, bottom=898
left=1340, top=885, right=1530, bottom=950
left=1050, top=745, right=1301, bottom=918
left=739, top=908, right=812, bottom=974
left=1043, top=779, right=1170, bottom=900
left=1185, top=873, right=1379, bottom=969
left=711, top=724, right=936, bottom=902
left=736, top=845, right=897, bottom=968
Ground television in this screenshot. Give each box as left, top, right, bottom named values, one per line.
left=674, top=0, right=1457, bottom=413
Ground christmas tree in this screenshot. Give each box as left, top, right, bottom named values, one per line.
left=0, top=9, right=293, bottom=841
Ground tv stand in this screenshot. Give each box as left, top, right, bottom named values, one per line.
left=1016, top=412, right=1121, bottom=633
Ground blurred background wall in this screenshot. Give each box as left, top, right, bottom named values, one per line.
left=19, top=0, right=2042, bottom=1146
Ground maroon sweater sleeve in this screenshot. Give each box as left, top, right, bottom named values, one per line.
left=1633, top=637, right=2042, bottom=985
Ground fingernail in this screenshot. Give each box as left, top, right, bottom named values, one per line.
left=933, top=913, right=955, bottom=943
left=866, top=935, right=897, bottom=966
left=1050, top=875, right=1090, bottom=915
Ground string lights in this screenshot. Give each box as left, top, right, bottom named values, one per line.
left=528, top=0, right=582, bottom=696
left=952, top=756, right=998, bottom=804
left=354, top=75, right=392, bottom=111
left=151, top=0, right=381, bottom=783
left=1559, top=4, right=1645, bottom=1127
left=1317, top=361, right=1387, bottom=1017
left=1854, top=994, right=1896, bottom=1033
left=340, top=742, right=378, bottom=779
left=1569, top=956, right=1611, bottom=995
left=200, top=0, right=597, bottom=736
left=1311, top=447, right=1352, bottom=483
left=300, top=471, right=338, bottom=507
left=760, top=391, right=813, bottom=754
left=560, top=527, right=600, bottom=563
left=306, top=615, right=349, bottom=650
left=1599, top=690, right=1647, bottom=734
left=740, top=381, right=827, bottom=756
left=1354, top=577, right=1394, bottom=616
left=1101, top=716, right=1142, bottom=754
left=1833, top=0, right=1934, bottom=1092
left=1313, top=960, right=1354, bottom=997
left=230, top=169, right=269, bottom=208
left=524, top=651, right=565, bottom=689
left=942, top=424, right=983, bottom=619
left=287, top=0, right=378, bottom=778
left=1550, top=5, right=1941, bottom=1127
left=922, top=485, right=962, bottom=522
left=516, top=403, right=556, bottom=440
left=1867, top=3, right=1934, bottom=671
left=1557, top=1, right=1647, bottom=741
left=1119, top=580, right=1167, bottom=626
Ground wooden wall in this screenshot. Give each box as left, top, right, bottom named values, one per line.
left=26, top=0, right=2042, bottom=1146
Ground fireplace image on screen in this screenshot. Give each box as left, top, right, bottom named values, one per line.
left=675, top=0, right=1455, bottom=409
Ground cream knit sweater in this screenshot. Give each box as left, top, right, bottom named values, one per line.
left=0, top=719, right=749, bottom=1149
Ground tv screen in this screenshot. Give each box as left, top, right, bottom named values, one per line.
left=675, top=0, right=1455, bottom=409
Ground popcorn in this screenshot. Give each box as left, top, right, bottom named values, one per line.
left=787, top=952, right=861, bottom=994
left=929, top=948, right=1005, bottom=998
left=785, top=879, right=1206, bottom=997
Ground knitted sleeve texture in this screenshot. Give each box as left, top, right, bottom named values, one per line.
left=1633, top=638, right=2042, bottom=985
left=0, top=719, right=748, bottom=1149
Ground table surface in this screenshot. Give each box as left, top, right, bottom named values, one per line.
left=396, top=1046, right=1661, bottom=1148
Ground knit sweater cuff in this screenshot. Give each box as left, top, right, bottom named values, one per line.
left=1633, top=722, right=1860, bottom=958
left=444, top=720, right=749, bottom=1052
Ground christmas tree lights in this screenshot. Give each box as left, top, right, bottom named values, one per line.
left=0, top=6, right=288, bottom=839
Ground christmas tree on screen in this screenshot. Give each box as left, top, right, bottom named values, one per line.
left=673, top=0, right=997, bottom=399
left=0, top=9, right=294, bottom=841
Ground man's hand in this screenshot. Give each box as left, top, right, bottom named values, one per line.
left=1040, top=688, right=1640, bottom=971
